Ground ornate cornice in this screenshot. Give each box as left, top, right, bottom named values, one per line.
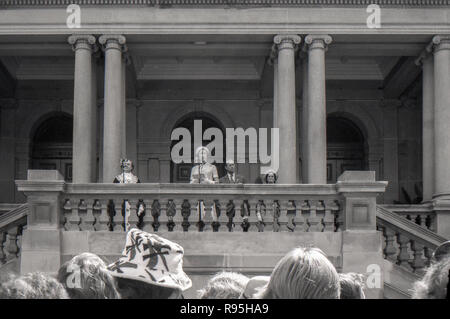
left=1, top=0, right=449, bottom=6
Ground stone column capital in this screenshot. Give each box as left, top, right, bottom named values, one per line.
left=68, top=34, right=97, bottom=52
left=273, top=34, right=301, bottom=51
left=304, top=35, right=333, bottom=52
left=432, top=35, right=450, bottom=53
left=99, top=34, right=127, bottom=52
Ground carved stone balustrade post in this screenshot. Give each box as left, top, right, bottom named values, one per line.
left=15, top=170, right=65, bottom=273
left=336, top=170, right=387, bottom=299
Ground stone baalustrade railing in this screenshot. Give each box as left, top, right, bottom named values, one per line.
left=380, top=204, right=436, bottom=232
left=61, top=183, right=343, bottom=233
left=376, top=205, right=448, bottom=275
left=0, top=204, right=28, bottom=272
left=15, top=170, right=387, bottom=235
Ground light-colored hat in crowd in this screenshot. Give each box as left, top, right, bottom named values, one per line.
left=108, top=228, right=192, bottom=291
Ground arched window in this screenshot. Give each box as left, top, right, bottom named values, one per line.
left=326, top=117, right=366, bottom=183
left=170, top=112, right=225, bottom=183
left=31, top=113, right=73, bottom=181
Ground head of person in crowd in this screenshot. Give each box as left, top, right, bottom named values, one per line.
left=265, top=170, right=278, bottom=184
left=108, top=228, right=192, bottom=299
left=225, top=159, right=235, bottom=174
left=412, top=256, right=450, bottom=299
left=57, top=252, right=120, bottom=299
left=240, top=276, right=270, bottom=299
left=0, top=272, right=69, bottom=299
left=198, top=271, right=249, bottom=299
left=432, top=241, right=450, bottom=262
left=339, top=272, right=366, bottom=299
left=195, top=146, right=210, bottom=164
left=254, top=247, right=340, bottom=299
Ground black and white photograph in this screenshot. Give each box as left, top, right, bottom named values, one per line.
left=0, top=0, right=449, bottom=307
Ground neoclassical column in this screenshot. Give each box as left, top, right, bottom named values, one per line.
left=415, top=44, right=434, bottom=202
left=432, top=35, right=450, bottom=199
left=304, top=35, right=332, bottom=184
left=273, top=59, right=279, bottom=128
left=301, top=54, right=309, bottom=183
left=99, top=35, right=127, bottom=183
left=68, top=35, right=97, bottom=183
left=273, top=34, right=301, bottom=184
left=121, top=53, right=129, bottom=159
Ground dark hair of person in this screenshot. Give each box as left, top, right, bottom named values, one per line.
left=115, top=277, right=182, bottom=299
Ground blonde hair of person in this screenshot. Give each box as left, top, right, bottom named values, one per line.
left=412, top=256, right=450, bottom=299
left=339, top=272, right=366, bottom=299
left=254, top=247, right=340, bottom=299
left=57, top=252, right=121, bottom=299
left=0, top=272, right=69, bottom=299
left=198, top=271, right=250, bottom=299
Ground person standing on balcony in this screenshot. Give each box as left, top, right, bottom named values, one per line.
left=113, top=159, right=140, bottom=184
left=220, top=159, right=245, bottom=184
left=219, top=159, right=250, bottom=231
left=190, top=147, right=219, bottom=227
left=113, top=159, right=144, bottom=231
left=256, top=170, right=281, bottom=231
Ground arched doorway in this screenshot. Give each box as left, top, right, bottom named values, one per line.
left=170, top=113, right=225, bottom=183
left=31, top=113, right=73, bottom=182
left=326, top=117, right=366, bottom=183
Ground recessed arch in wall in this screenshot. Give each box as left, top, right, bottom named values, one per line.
left=30, top=112, right=73, bottom=181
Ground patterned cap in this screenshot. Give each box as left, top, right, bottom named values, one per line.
left=108, top=228, right=192, bottom=291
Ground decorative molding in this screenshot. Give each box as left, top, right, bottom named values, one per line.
left=1, top=0, right=450, bottom=7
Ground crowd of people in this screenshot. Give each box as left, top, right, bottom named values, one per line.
left=0, top=227, right=448, bottom=299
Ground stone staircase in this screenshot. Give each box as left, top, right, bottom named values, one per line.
left=376, top=205, right=448, bottom=298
